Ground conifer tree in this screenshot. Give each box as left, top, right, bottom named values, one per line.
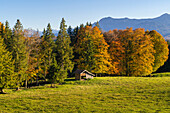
left=67, top=26, right=73, bottom=36
left=47, top=57, right=60, bottom=87
left=41, top=24, right=55, bottom=79
left=0, top=36, right=15, bottom=93
left=84, top=36, right=96, bottom=71
left=70, top=26, right=79, bottom=46
left=0, top=23, right=5, bottom=38
left=12, top=19, right=27, bottom=90
left=95, top=21, right=101, bottom=31
left=56, top=18, right=74, bottom=83
left=4, top=21, right=13, bottom=51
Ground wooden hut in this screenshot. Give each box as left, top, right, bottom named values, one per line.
left=74, top=69, right=95, bottom=80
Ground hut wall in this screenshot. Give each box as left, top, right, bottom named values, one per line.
left=86, top=74, right=93, bottom=79
left=75, top=73, right=81, bottom=80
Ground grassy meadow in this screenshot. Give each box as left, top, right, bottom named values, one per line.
left=0, top=77, right=170, bottom=113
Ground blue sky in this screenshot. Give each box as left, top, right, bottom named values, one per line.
left=1, top=0, right=170, bottom=31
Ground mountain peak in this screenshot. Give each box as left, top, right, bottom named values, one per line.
left=160, top=13, right=170, bottom=17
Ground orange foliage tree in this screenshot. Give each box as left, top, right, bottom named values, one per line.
left=108, top=28, right=156, bottom=76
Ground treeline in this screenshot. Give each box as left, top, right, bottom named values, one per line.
left=0, top=19, right=169, bottom=93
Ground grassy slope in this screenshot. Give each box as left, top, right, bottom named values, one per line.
left=152, top=72, right=170, bottom=77
left=0, top=77, right=170, bottom=113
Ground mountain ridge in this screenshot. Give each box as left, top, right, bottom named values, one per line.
left=96, top=13, right=170, bottom=40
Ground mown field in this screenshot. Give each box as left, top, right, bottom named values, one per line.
left=0, top=77, right=170, bottom=113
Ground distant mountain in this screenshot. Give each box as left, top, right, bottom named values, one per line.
left=39, top=29, right=59, bottom=36
left=95, top=13, right=170, bottom=40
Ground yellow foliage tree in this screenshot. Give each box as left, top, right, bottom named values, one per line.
left=147, top=30, right=169, bottom=72
left=74, top=26, right=115, bottom=74
left=109, top=28, right=155, bottom=76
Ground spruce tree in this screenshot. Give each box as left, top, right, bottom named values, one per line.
left=56, top=18, right=74, bottom=83
left=4, top=21, right=13, bottom=51
left=41, top=24, right=55, bottom=79
left=67, top=26, right=73, bottom=36
left=95, top=21, right=101, bottom=30
left=0, top=23, right=4, bottom=38
left=0, top=36, right=15, bottom=93
left=47, top=57, right=60, bottom=87
left=12, top=19, right=27, bottom=90
left=84, top=36, right=96, bottom=71
left=70, top=26, right=79, bottom=46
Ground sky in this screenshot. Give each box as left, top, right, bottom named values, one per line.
left=1, top=0, right=170, bottom=31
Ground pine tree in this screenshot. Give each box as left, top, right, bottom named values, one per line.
left=0, top=23, right=5, bottom=38
left=41, top=23, right=55, bottom=79
left=67, top=26, right=72, bottom=36
left=95, top=21, right=101, bottom=30
left=56, top=18, right=74, bottom=83
left=4, top=21, right=13, bottom=51
left=70, top=26, right=79, bottom=46
left=12, top=19, right=27, bottom=90
left=47, top=57, right=60, bottom=87
left=0, top=36, right=15, bottom=93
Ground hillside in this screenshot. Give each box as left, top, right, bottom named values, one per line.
left=97, top=13, right=170, bottom=40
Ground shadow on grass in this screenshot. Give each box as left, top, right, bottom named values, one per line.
left=0, top=92, right=7, bottom=94
left=64, top=78, right=76, bottom=82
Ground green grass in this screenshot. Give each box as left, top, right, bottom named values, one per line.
left=0, top=77, right=170, bottom=113
left=151, top=72, right=170, bottom=77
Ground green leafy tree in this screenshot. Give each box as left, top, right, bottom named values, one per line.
left=156, top=45, right=170, bottom=72
left=147, top=30, right=169, bottom=72
left=56, top=18, right=74, bottom=83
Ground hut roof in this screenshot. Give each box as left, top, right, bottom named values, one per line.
left=74, top=69, right=95, bottom=76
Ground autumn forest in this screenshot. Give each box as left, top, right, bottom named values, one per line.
left=0, top=18, right=169, bottom=93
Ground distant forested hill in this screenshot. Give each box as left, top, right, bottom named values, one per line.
left=95, top=13, right=170, bottom=40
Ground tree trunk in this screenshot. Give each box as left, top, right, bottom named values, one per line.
left=16, top=82, right=20, bottom=90
left=36, top=59, right=40, bottom=86
left=0, top=88, right=4, bottom=94
left=44, top=62, right=47, bottom=80
left=36, top=73, right=39, bottom=86
left=25, top=79, right=27, bottom=88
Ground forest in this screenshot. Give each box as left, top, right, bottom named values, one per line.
left=0, top=18, right=169, bottom=93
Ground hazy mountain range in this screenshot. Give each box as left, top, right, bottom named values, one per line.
left=39, top=13, right=170, bottom=40
left=96, top=13, right=170, bottom=40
